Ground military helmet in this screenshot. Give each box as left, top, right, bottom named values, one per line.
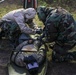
left=37, top=6, right=47, bottom=22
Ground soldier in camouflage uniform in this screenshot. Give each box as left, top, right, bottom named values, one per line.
left=0, top=8, right=41, bottom=45
left=37, top=6, right=76, bottom=62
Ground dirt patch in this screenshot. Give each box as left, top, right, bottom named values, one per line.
left=46, top=61, right=76, bottom=75
left=0, top=39, right=13, bottom=75
left=0, top=66, right=8, bottom=75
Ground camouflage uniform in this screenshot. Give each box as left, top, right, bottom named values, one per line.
left=37, top=6, right=76, bottom=60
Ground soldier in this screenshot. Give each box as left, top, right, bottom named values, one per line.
left=37, top=6, right=76, bottom=62
left=0, top=8, right=42, bottom=44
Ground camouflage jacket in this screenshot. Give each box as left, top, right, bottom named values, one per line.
left=44, top=7, right=76, bottom=46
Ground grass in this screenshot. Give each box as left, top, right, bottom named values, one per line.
left=0, top=1, right=76, bottom=61
left=0, top=1, right=22, bottom=17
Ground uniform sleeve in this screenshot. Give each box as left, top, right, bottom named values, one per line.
left=45, top=23, right=58, bottom=42
left=27, top=19, right=38, bottom=29
left=29, top=22, right=38, bottom=29
left=45, top=13, right=59, bottom=42
left=13, top=13, right=36, bottom=34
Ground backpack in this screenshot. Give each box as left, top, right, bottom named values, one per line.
left=11, top=41, right=46, bottom=74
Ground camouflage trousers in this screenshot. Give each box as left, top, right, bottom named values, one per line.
left=52, top=21, right=76, bottom=62
left=52, top=42, right=76, bottom=62
left=53, top=43, right=75, bottom=55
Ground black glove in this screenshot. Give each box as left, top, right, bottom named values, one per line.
left=36, top=29, right=43, bottom=34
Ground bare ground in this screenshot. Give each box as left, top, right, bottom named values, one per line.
left=47, top=61, right=76, bottom=75
left=0, top=39, right=13, bottom=75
